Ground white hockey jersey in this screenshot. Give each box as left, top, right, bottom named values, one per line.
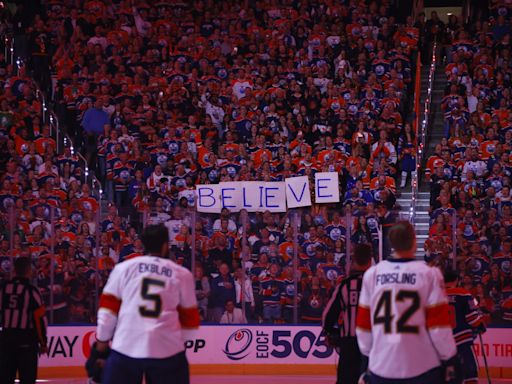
left=96, top=256, right=199, bottom=359
left=356, top=259, right=456, bottom=379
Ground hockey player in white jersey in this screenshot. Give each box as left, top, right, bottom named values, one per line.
left=356, top=221, right=460, bottom=384
left=93, top=224, right=200, bottom=384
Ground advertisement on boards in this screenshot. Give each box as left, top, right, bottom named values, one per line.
left=40, top=325, right=512, bottom=369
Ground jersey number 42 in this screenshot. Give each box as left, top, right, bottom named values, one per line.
left=373, top=290, right=420, bottom=334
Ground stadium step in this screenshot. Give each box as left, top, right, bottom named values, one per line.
left=412, top=65, right=448, bottom=260
left=380, top=62, right=439, bottom=260
left=408, top=68, right=445, bottom=259
left=399, top=192, right=430, bottom=199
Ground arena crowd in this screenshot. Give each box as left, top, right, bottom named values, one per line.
left=425, top=1, right=512, bottom=324
left=0, top=0, right=510, bottom=325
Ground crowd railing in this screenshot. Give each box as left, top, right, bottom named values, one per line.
left=3, top=34, right=14, bottom=66
left=2, top=198, right=402, bottom=325
left=410, top=39, right=437, bottom=224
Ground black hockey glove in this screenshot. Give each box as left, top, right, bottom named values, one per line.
left=442, top=355, right=462, bottom=384
left=357, top=372, right=370, bottom=384
left=474, top=322, right=487, bottom=335
left=85, top=342, right=111, bottom=383
left=357, top=355, right=370, bottom=384
left=323, top=328, right=342, bottom=348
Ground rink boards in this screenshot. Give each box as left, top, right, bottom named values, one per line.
left=39, top=325, right=512, bottom=379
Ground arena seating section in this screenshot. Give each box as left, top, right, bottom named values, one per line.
left=424, top=4, right=512, bottom=324
left=0, top=0, right=510, bottom=325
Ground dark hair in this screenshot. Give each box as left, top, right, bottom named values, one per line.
left=388, top=221, right=416, bottom=252
left=353, top=243, right=372, bottom=266
left=444, top=269, right=458, bottom=283
left=141, top=224, right=169, bottom=255
left=14, top=257, right=32, bottom=277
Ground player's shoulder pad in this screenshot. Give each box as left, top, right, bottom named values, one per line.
left=365, top=263, right=379, bottom=274
left=165, top=258, right=193, bottom=277
left=427, top=264, right=444, bottom=277
left=362, top=263, right=378, bottom=281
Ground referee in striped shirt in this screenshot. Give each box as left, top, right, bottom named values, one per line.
left=0, top=257, right=48, bottom=384
left=322, top=244, right=372, bottom=384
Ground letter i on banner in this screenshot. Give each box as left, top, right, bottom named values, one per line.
left=314, top=172, right=340, bottom=203
left=285, top=176, right=312, bottom=208
left=195, top=185, right=221, bottom=213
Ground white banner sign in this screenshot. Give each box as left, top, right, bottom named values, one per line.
left=285, top=176, right=312, bottom=209
left=40, top=326, right=512, bottom=369
left=315, top=172, right=340, bottom=204
left=195, top=184, right=221, bottom=213
left=196, top=182, right=287, bottom=213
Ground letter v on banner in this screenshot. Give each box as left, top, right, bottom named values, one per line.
left=285, top=176, right=311, bottom=208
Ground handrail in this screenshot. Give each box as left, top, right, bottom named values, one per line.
left=10, top=37, right=101, bottom=201
left=48, top=111, right=60, bottom=153
left=463, top=0, right=472, bottom=25
left=62, top=132, right=103, bottom=199
left=410, top=40, right=437, bottom=225
left=3, top=34, right=14, bottom=66
left=410, top=51, right=422, bottom=224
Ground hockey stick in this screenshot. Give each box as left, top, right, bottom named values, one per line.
left=478, top=333, right=491, bottom=384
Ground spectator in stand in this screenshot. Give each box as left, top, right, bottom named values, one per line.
left=194, top=264, right=210, bottom=321
left=301, top=276, right=327, bottom=323
left=234, top=267, right=255, bottom=323
left=260, top=263, right=284, bottom=323
left=209, top=263, right=235, bottom=323
left=81, top=99, right=109, bottom=170
left=220, top=299, right=247, bottom=324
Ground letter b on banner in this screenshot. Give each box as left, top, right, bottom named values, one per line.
left=195, top=184, right=221, bottom=213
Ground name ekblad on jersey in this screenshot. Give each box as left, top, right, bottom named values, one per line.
left=375, top=272, right=417, bottom=285
left=138, top=262, right=173, bottom=278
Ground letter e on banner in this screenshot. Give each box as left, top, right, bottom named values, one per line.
left=285, top=176, right=311, bottom=208
left=315, top=172, right=340, bottom=203
left=264, top=182, right=286, bottom=212
left=219, top=182, right=242, bottom=212
left=195, top=184, right=221, bottom=213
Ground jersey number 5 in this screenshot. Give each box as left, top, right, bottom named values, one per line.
left=139, top=278, right=165, bottom=318
left=9, top=295, right=18, bottom=309
left=373, top=290, right=420, bottom=334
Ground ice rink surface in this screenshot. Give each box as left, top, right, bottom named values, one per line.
left=27, top=376, right=512, bottom=383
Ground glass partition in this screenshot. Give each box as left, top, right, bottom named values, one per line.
left=0, top=188, right=410, bottom=326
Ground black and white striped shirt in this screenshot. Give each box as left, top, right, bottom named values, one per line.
left=0, top=277, right=47, bottom=344
left=322, top=272, right=364, bottom=338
